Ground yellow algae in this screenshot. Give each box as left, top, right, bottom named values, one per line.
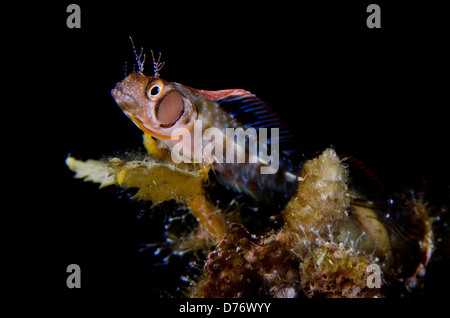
left=66, top=155, right=226, bottom=244
left=112, top=158, right=204, bottom=205
left=65, top=156, right=115, bottom=188
left=142, top=133, right=171, bottom=161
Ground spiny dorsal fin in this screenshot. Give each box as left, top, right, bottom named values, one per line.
left=194, top=88, right=303, bottom=171
left=195, top=88, right=296, bottom=144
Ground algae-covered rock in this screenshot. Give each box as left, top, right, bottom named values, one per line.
left=188, top=224, right=300, bottom=298
left=300, top=242, right=380, bottom=298
left=187, top=148, right=380, bottom=298
left=278, top=148, right=351, bottom=257
left=67, top=147, right=435, bottom=298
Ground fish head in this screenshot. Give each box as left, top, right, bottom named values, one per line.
left=111, top=72, right=197, bottom=139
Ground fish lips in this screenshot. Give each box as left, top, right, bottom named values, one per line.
left=111, top=85, right=140, bottom=113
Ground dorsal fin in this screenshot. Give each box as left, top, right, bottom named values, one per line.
left=193, top=88, right=296, bottom=144
left=193, top=88, right=303, bottom=171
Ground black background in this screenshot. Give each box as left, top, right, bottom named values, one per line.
left=5, top=0, right=449, bottom=310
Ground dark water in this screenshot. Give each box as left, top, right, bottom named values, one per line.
left=7, top=1, right=449, bottom=307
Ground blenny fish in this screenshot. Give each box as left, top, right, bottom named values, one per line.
left=65, top=39, right=437, bottom=297
left=111, top=40, right=302, bottom=208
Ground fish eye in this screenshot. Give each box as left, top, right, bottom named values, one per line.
left=147, top=82, right=163, bottom=100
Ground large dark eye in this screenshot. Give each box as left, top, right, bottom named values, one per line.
left=155, top=91, right=184, bottom=127
left=150, top=86, right=160, bottom=96
left=147, top=82, right=163, bottom=100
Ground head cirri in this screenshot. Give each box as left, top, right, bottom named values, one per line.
left=111, top=72, right=197, bottom=139
left=111, top=38, right=197, bottom=139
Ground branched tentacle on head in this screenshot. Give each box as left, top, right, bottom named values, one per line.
left=129, top=36, right=165, bottom=77
left=129, top=36, right=146, bottom=73
left=151, top=50, right=165, bottom=78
